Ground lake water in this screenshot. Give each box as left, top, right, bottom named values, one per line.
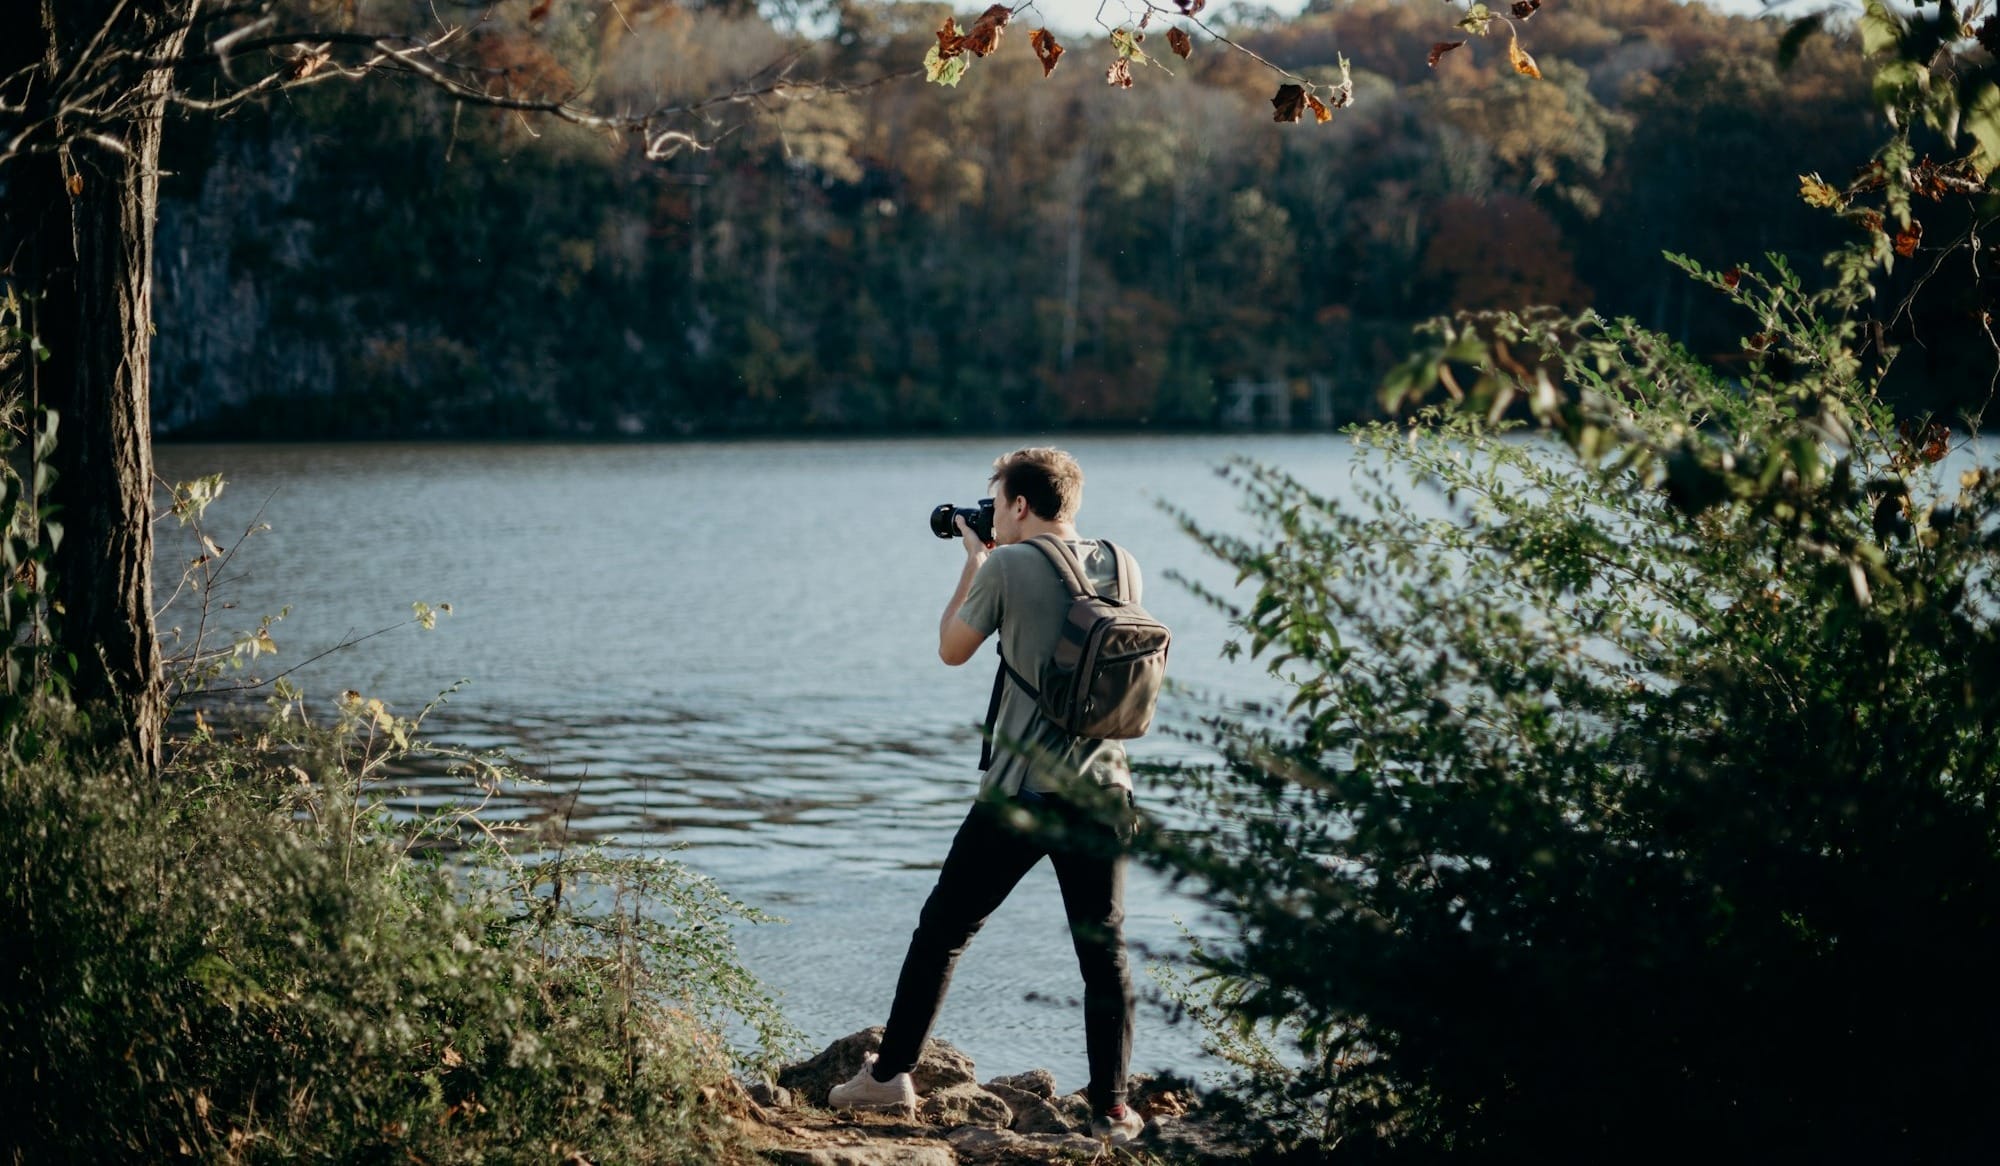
left=152, top=434, right=1357, bottom=1089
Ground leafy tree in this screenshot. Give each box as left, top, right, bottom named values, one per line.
left=1146, top=2, right=2000, bottom=1157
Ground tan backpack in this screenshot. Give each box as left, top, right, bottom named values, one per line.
left=979, top=535, right=1171, bottom=770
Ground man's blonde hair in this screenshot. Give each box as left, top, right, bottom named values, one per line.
left=990, top=447, right=1084, bottom=522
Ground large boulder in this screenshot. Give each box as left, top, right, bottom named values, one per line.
left=777, top=1028, right=980, bottom=1107
left=1009, top=1092, right=1089, bottom=1136
left=984, top=1068, right=1056, bottom=1100
left=919, top=1082, right=1013, bottom=1128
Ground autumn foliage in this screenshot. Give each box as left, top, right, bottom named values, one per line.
left=150, top=0, right=1899, bottom=440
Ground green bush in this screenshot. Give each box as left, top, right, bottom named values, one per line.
left=1143, top=13, right=2000, bottom=1158
left=0, top=691, right=796, bottom=1164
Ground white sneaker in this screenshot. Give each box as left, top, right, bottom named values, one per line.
left=1090, top=1105, right=1144, bottom=1144
left=827, top=1052, right=917, bottom=1112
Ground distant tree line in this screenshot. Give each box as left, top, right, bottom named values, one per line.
left=152, top=0, right=1906, bottom=440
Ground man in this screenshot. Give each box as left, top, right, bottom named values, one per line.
left=827, top=447, right=1145, bottom=1145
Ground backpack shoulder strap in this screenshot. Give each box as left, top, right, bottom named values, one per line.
left=1023, top=534, right=1096, bottom=599
left=981, top=648, right=1042, bottom=770
left=1098, top=539, right=1136, bottom=604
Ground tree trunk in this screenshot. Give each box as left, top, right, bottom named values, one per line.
left=4, top=0, right=193, bottom=773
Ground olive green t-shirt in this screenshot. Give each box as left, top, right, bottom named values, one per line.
left=956, top=537, right=1139, bottom=798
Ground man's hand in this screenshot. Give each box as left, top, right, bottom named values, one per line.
left=940, top=517, right=992, bottom=666
left=957, top=515, right=994, bottom=555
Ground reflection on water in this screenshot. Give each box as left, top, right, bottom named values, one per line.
left=154, top=435, right=1354, bottom=1084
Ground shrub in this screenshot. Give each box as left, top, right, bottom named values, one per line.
left=0, top=687, right=796, bottom=1164
left=1142, top=12, right=2000, bottom=1158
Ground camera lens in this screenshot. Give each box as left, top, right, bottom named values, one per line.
left=930, top=503, right=960, bottom=540
left=930, top=499, right=996, bottom=542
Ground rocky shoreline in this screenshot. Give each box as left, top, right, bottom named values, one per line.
left=737, top=1028, right=1249, bottom=1165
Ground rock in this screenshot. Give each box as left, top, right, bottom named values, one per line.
left=761, top=1143, right=953, bottom=1166
left=984, top=1068, right=1056, bottom=1100
left=981, top=1080, right=1040, bottom=1116
left=946, top=1126, right=1103, bottom=1164
left=919, top=1083, right=1012, bottom=1128
left=745, top=1080, right=795, bottom=1110
left=945, top=1125, right=1019, bottom=1151
left=1021, top=1130, right=1109, bottom=1154
left=747, top=1058, right=1257, bottom=1166
left=1060, top=1092, right=1095, bottom=1122
left=1000, top=1096, right=1080, bottom=1136
left=1009, top=1093, right=1089, bottom=1136
left=776, top=1028, right=979, bottom=1107
left=1130, top=1070, right=1203, bottom=1119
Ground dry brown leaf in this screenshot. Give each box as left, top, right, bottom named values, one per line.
left=1511, top=0, right=1541, bottom=18
left=1911, top=156, right=1986, bottom=200
left=1271, top=83, right=1307, bottom=123
left=960, top=4, right=1011, bottom=57
left=1894, top=219, right=1923, bottom=258
left=65, top=172, right=82, bottom=196
left=527, top=0, right=553, bottom=21
left=1428, top=40, right=1465, bottom=67
left=1798, top=173, right=1843, bottom=208
left=1107, top=56, right=1134, bottom=88
left=935, top=17, right=965, bottom=59
left=1174, top=0, right=1206, bottom=14
left=1507, top=34, right=1541, bottom=80
left=1167, top=27, right=1192, bottom=59
left=1030, top=28, right=1065, bottom=76
left=289, top=48, right=330, bottom=80
left=1307, top=94, right=1332, bottom=123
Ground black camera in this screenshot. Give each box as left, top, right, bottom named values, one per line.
left=930, top=498, right=995, bottom=543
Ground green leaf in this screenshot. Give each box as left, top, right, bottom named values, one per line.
left=1110, top=27, right=1148, bottom=62
left=1457, top=2, right=1493, bottom=35
left=1964, top=81, right=2000, bottom=178
left=1860, top=0, right=1904, bottom=58
left=1872, top=59, right=1929, bottom=113
left=1787, top=436, right=1822, bottom=484
left=923, top=43, right=968, bottom=87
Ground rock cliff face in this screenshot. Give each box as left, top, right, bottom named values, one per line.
left=742, top=1029, right=1245, bottom=1165
left=154, top=126, right=339, bottom=433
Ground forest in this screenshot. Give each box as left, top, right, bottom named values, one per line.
left=150, top=0, right=1916, bottom=439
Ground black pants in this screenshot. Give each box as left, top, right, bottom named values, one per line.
left=874, top=789, right=1135, bottom=1114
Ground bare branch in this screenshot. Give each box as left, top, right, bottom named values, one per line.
left=0, top=0, right=913, bottom=216
left=65, top=0, right=141, bottom=94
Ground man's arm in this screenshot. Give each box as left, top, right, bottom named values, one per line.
left=939, top=518, right=992, bottom=666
